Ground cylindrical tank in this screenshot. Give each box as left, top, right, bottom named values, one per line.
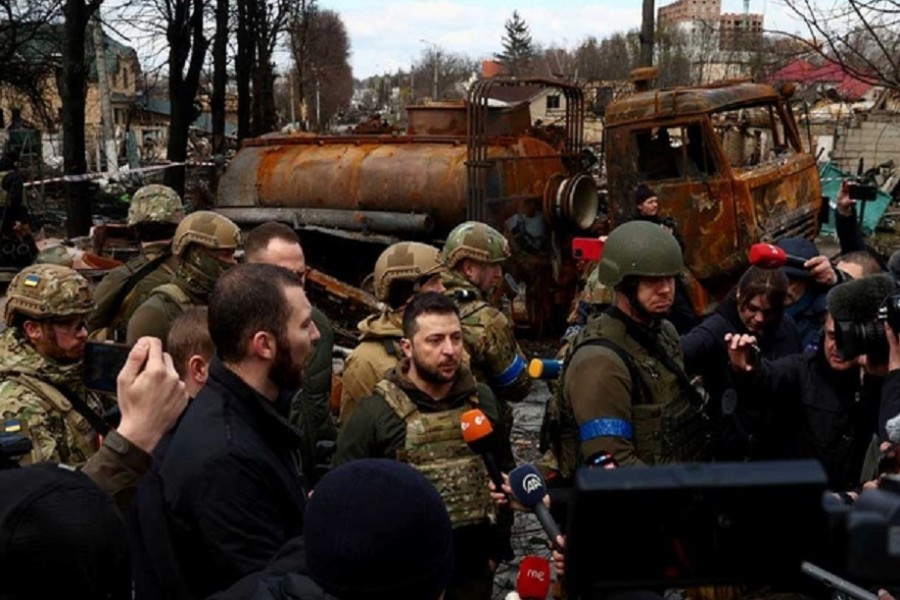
left=217, top=133, right=597, bottom=235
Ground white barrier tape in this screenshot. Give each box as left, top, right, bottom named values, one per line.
left=23, top=160, right=217, bottom=188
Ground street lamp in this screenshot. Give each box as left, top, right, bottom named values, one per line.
left=420, top=38, right=440, bottom=100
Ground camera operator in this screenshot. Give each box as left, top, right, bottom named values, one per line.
left=725, top=277, right=895, bottom=491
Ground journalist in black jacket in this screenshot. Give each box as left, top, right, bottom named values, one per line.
left=682, top=268, right=802, bottom=459
left=729, top=316, right=880, bottom=491
left=134, top=264, right=318, bottom=599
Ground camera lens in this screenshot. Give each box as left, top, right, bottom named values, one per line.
left=834, top=319, right=885, bottom=360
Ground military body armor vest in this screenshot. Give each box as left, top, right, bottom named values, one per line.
left=3, top=373, right=102, bottom=464
left=376, top=379, right=495, bottom=528
left=550, top=312, right=709, bottom=477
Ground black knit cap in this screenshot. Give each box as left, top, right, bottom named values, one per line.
left=304, top=459, right=453, bottom=600
left=635, top=184, right=657, bottom=206
left=0, top=464, right=131, bottom=599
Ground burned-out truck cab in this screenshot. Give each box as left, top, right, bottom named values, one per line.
left=604, top=78, right=822, bottom=313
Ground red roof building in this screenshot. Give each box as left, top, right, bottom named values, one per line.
left=768, top=59, right=874, bottom=101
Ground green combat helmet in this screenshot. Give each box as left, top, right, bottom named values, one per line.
left=127, top=184, right=185, bottom=227
left=442, top=222, right=511, bottom=269
left=5, top=264, right=94, bottom=326
left=595, top=220, right=683, bottom=287
left=373, top=242, right=445, bottom=301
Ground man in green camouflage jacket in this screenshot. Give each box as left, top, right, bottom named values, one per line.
left=88, top=184, right=184, bottom=341
left=335, top=292, right=513, bottom=600
left=0, top=264, right=108, bottom=465
left=126, top=210, right=240, bottom=347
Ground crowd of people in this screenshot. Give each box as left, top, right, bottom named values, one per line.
left=0, top=180, right=899, bottom=599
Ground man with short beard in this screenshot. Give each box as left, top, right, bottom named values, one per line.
left=151, top=263, right=319, bottom=598
left=0, top=264, right=107, bottom=465
left=335, top=292, right=512, bottom=600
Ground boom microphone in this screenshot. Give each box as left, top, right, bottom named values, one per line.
left=749, top=243, right=808, bottom=271
left=508, top=464, right=563, bottom=551
left=460, top=408, right=505, bottom=491
left=517, top=555, right=552, bottom=600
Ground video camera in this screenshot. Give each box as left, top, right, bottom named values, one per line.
left=565, top=461, right=900, bottom=599
left=831, top=276, right=900, bottom=360
left=846, top=177, right=878, bottom=202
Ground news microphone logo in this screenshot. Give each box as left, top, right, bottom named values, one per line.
left=517, top=555, right=551, bottom=600
left=460, top=409, right=504, bottom=490
left=748, top=243, right=807, bottom=271
left=522, top=472, right=543, bottom=495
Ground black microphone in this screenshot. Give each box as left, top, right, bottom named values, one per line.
left=508, top=464, right=563, bottom=551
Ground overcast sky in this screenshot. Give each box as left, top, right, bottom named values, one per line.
left=336, top=0, right=814, bottom=79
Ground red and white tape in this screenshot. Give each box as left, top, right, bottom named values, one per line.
left=23, top=160, right=216, bottom=188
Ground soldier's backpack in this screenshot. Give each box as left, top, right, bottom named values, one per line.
left=89, top=252, right=171, bottom=340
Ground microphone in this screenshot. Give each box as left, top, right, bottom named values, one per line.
left=527, top=358, right=563, bottom=380
left=517, top=555, right=552, bottom=600
left=748, top=243, right=808, bottom=271
left=460, top=408, right=505, bottom=490
left=508, top=464, right=563, bottom=551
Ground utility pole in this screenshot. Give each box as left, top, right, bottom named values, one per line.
left=640, top=0, right=655, bottom=68
left=92, top=13, right=118, bottom=174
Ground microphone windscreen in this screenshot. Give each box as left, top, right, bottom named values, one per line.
left=826, top=274, right=896, bottom=321
left=460, top=408, right=494, bottom=444
left=748, top=243, right=787, bottom=269
left=528, top=358, right=563, bottom=380
left=887, top=412, right=900, bottom=444
left=888, top=250, right=900, bottom=280
left=508, top=464, right=547, bottom=509
left=517, top=555, right=552, bottom=600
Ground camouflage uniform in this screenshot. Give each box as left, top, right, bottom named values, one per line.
left=339, top=241, right=446, bottom=424
left=89, top=184, right=184, bottom=341
left=339, top=310, right=404, bottom=424
left=442, top=222, right=530, bottom=405
left=0, top=265, right=106, bottom=466
left=334, top=361, right=512, bottom=599
left=127, top=211, right=240, bottom=346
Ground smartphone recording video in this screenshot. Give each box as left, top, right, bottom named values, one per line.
left=84, top=341, right=132, bottom=393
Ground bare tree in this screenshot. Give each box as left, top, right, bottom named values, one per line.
left=210, top=0, right=227, bottom=154
left=60, top=0, right=104, bottom=236
left=410, top=48, right=476, bottom=100
left=0, top=0, right=64, bottom=128
left=289, top=8, right=351, bottom=131
left=777, top=0, right=900, bottom=93
left=287, top=0, right=317, bottom=129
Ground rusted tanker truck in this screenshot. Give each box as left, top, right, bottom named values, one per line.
left=216, top=79, right=599, bottom=332
left=216, top=76, right=822, bottom=330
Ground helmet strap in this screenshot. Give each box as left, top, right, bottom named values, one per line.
left=618, top=277, right=665, bottom=328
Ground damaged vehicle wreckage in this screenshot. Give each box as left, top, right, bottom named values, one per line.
left=214, top=73, right=822, bottom=330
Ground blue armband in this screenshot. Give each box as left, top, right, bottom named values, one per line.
left=579, top=418, right=633, bottom=442
left=491, top=354, right=526, bottom=388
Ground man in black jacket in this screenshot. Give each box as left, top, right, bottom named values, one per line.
left=152, top=264, right=320, bottom=598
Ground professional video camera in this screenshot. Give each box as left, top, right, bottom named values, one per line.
left=830, top=275, right=900, bottom=360
left=565, top=461, right=900, bottom=600
left=0, top=432, right=32, bottom=469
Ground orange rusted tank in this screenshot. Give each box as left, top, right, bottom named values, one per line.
left=604, top=78, right=823, bottom=313
left=217, top=80, right=600, bottom=334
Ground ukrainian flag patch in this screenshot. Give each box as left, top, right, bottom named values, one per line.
left=23, top=274, right=41, bottom=287
left=3, top=419, right=23, bottom=433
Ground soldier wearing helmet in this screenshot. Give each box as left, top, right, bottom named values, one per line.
left=88, top=184, right=185, bottom=341
left=127, top=210, right=240, bottom=347
left=441, top=221, right=531, bottom=412
left=339, top=241, right=447, bottom=423
left=0, top=264, right=108, bottom=465
left=550, top=220, right=709, bottom=475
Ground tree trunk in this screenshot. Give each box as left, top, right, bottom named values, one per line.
left=235, top=0, right=253, bottom=139
left=211, top=0, right=227, bottom=156
left=640, top=0, right=655, bottom=68
left=60, top=0, right=97, bottom=238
